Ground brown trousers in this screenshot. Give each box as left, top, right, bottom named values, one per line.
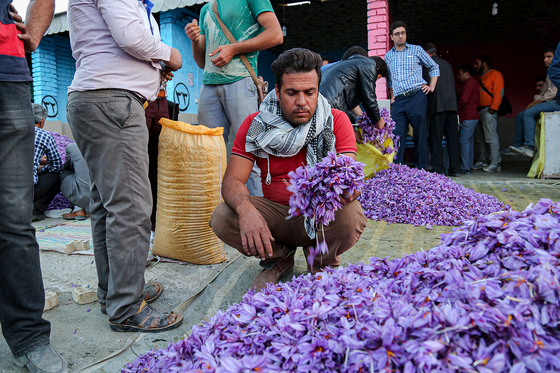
left=210, top=196, right=367, bottom=267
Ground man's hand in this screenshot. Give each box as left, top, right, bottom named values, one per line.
left=488, top=108, right=496, bottom=115
left=238, top=206, right=274, bottom=261
left=376, top=117, right=385, bottom=129
left=184, top=19, right=200, bottom=43
left=209, top=44, right=237, bottom=67
left=339, top=189, right=361, bottom=206
left=354, top=129, right=364, bottom=144
left=161, top=67, right=174, bottom=82
left=13, top=0, right=55, bottom=53
left=526, top=99, right=544, bottom=110
left=9, top=4, right=33, bottom=51
left=164, top=48, right=182, bottom=71
left=421, top=84, right=434, bottom=94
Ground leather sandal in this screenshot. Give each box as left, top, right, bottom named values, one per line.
left=100, top=281, right=164, bottom=315
left=109, top=301, right=183, bottom=333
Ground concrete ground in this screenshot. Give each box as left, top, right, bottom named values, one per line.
left=1, top=158, right=559, bottom=372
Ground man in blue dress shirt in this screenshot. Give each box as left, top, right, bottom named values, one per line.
left=385, top=21, right=439, bottom=169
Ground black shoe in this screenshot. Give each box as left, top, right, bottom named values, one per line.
left=32, top=209, right=46, bottom=222
left=13, top=344, right=68, bottom=373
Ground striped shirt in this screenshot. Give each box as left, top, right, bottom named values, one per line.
left=33, top=127, right=62, bottom=185
left=385, top=43, right=440, bottom=97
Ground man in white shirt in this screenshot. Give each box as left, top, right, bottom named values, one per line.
left=67, top=0, right=183, bottom=333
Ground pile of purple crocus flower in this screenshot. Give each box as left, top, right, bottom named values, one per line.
left=359, top=163, right=508, bottom=227
left=356, top=107, right=399, bottom=156
left=123, top=199, right=560, bottom=373
left=46, top=131, right=73, bottom=210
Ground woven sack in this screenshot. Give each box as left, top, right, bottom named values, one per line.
left=152, top=118, right=227, bottom=264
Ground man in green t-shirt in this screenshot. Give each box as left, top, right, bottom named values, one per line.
left=185, top=0, right=283, bottom=196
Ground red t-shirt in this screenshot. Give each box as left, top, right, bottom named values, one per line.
left=232, top=108, right=356, bottom=205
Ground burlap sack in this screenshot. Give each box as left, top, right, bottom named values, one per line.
left=152, top=118, right=227, bottom=264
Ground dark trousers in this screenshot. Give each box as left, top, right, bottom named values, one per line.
left=210, top=197, right=367, bottom=268
left=145, top=98, right=169, bottom=231
left=34, top=172, right=61, bottom=214
left=392, top=90, right=428, bottom=169
left=429, top=111, right=461, bottom=174
left=0, top=82, right=51, bottom=356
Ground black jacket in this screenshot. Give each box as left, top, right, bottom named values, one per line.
left=319, top=55, right=381, bottom=123
left=423, top=55, right=458, bottom=116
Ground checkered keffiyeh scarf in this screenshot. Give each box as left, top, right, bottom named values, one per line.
left=245, top=89, right=335, bottom=166
left=245, top=89, right=335, bottom=239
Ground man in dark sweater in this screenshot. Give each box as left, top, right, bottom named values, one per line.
left=423, top=43, right=461, bottom=176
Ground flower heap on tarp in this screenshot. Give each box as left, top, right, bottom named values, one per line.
left=356, top=107, right=399, bottom=156
left=123, top=198, right=560, bottom=373
left=46, top=131, right=73, bottom=210
left=359, top=163, right=508, bottom=228
left=286, top=151, right=365, bottom=267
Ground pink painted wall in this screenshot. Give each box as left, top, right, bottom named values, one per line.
left=367, top=0, right=390, bottom=99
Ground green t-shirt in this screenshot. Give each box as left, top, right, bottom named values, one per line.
left=199, top=0, right=274, bottom=85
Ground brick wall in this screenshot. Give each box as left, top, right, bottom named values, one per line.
left=32, top=35, right=75, bottom=123
left=367, top=0, right=389, bottom=99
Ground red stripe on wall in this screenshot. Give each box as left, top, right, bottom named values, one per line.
left=0, top=23, right=25, bottom=57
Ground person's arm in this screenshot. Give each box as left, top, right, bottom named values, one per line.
left=359, top=63, right=383, bottom=127
left=207, top=11, right=283, bottom=68
left=43, top=136, right=62, bottom=174
left=222, top=155, right=273, bottom=261
left=97, top=0, right=182, bottom=70
left=419, top=49, right=439, bottom=94
left=548, top=44, right=560, bottom=90
left=184, top=19, right=206, bottom=69
left=9, top=0, right=55, bottom=53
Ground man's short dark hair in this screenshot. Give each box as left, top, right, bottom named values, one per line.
left=423, top=43, right=437, bottom=55
left=458, top=64, right=475, bottom=77
left=322, top=56, right=333, bottom=64
left=32, top=103, right=48, bottom=125
left=342, top=46, right=368, bottom=61
left=475, top=54, right=491, bottom=67
left=534, top=75, right=546, bottom=83
left=544, top=44, right=557, bottom=54
left=389, top=21, right=406, bottom=35
left=271, top=48, right=323, bottom=89
left=372, top=56, right=388, bottom=78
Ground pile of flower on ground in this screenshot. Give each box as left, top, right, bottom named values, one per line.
left=359, top=163, right=508, bottom=227
left=123, top=199, right=560, bottom=373
left=356, top=107, right=399, bottom=156
left=46, top=131, right=73, bottom=210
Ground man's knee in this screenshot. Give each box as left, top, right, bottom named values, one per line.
left=209, top=202, right=237, bottom=238
left=331, top=200, right=367, bottom=240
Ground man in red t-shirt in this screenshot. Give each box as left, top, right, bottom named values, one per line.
left=210, top=48, right=367, bottom=291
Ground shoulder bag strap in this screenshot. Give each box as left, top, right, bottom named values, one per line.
left=212, top=1, right=260, bottom=87
left=478, top=78, right=493, bottom=98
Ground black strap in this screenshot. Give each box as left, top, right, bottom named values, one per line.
left=478, top=78, right=494, bottom=98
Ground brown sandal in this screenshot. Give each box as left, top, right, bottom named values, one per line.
left=100, top=281, right=163, bottom=315
left=109, top=301, right=183, bottom=333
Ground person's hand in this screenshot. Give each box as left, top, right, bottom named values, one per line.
left=184, top=19, right=200, bottom=43
left=339, top=189, right=361, bottom=206
left=354, top=129, right=364, bottom=144
left=488, top=108, right=496, bottom=115
left=40, top=155, right=47, bottom=165
left=209, top=44, right=236, bottom=67
left=526, top=100, right=543, bottom=110
left=376, top=117, right=385, bottom=129
left=238, top=207, right=274, bottom=261
left=421, top=84, right=433, bottom=94
left=164, top=48, right=182, bottom=71
left=9, top=4, right=34, bottom=51
left=161, top=68, right=174, bottom=82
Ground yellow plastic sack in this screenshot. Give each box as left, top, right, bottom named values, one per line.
left=528, top=113, right=544, bottom=178
left=356, top=137, right=395, bottom=179
left=152, top=118, right=228, bottom=264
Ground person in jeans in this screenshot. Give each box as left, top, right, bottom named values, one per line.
left=209, top=49, right=367, bottom=292
left=456, top=64, right=480, bottom=174
left=0, top=1, right=67, bottom=372
left=509, top=44, right=560, bottom=158
left=472, top=54, right=504, bottom=172
left=67, top=0, right=183, bottom=332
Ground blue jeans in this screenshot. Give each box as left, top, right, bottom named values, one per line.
left=513, top=100, right=560, bottom=147
left=459, top=119, right=478, bottom=171
left=392, top=90, right=428, bottom=169
left=0, top=82, right=51, bottom=356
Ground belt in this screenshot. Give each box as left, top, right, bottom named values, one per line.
left=395, top=87, right=422, bottom=100
left=477, top=105, right=490, bottom=111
